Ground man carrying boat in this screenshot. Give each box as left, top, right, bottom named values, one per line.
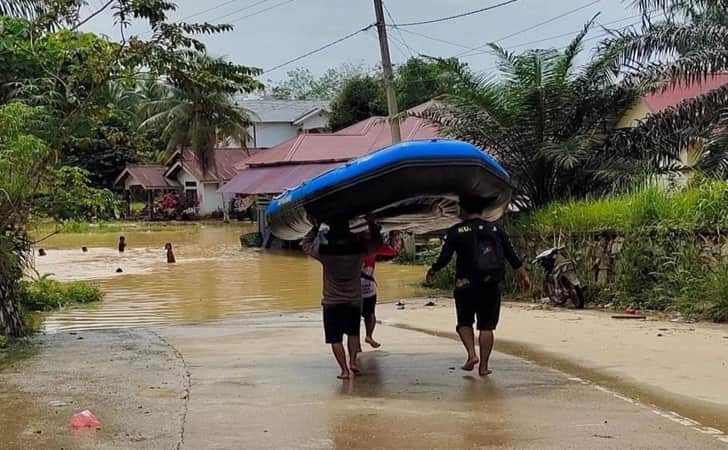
left=426, top=196, right=531, bottom=377
left=302, top=216, right=383, bottom=380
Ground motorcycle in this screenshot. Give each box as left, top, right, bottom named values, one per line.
left=533, top=247, right=585, bottom=309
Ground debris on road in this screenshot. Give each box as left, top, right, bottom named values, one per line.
left=69, top=410, right=101, bottom=429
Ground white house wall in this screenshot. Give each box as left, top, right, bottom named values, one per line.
left=200, top=182, right=224, bottom=214
left=248, top=123, right=298, bottom=148
left=299, top=112, right=328, bottom=130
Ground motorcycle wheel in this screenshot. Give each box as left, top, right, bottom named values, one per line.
left=559, top=277, right=585, bottom=309
left=544, top=279, right=567, bottom=306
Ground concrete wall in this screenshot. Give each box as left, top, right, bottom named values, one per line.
left=248, top=123, right=298, bottom=148
left=246, top=114, right=329, bottom=148
left=200, top=182, right=223, bottom=214
left=299, top=111, right=328, bottom=130
left=617, top=100, right=652, bottom=128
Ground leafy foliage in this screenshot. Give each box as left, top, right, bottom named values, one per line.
left=269, top=63, right=370, bottom=100
left=599, top=1, right=728, bottom=175
left=19, top=276, right=102, bottom=311
left=328, top=75, right=387, bottom=131
left=140, top=68, right=258, bottom=171
left=395, top=57, right=465, bottom=110
left=423, top=20, right=643, bottom=209
left=0, top=0, right=265, bottom=336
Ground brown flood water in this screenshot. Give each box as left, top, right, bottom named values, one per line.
left=33, top=224, right=426, bottom=332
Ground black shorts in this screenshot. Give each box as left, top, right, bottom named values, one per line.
left=361, top=295, right=377, bottom=318
left=454, top=284, right=501, bottom=331
left=322, top=303, right=361, bottom=344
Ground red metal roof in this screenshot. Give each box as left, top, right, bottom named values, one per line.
left=238, top=102, right=440, bottom=169
left=114, top=165, right=177, bottom=190
left=643, top=74, right=728, bottom=113
left=219, top=163, right=341, bottom=195
left=168, top=148, right=261, bottom=182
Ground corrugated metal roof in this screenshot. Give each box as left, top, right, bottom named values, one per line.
left=219, top=163, right=341, bottom=195
left=114, top=165, right=178, bottom=189
left=643, top=74, right=728, bottom=113
left=235, top=99, right=330, bottom=123
left=168, top=148, right=259, bottom=182
left=238, top=103, right=440, bottom=169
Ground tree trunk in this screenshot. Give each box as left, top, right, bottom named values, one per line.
left=0, top=287, right=24, bottom=337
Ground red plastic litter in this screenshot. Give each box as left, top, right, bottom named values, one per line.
left=69, top=410, right=101, bottom=429
left=624, top=307, right=637, bottom=315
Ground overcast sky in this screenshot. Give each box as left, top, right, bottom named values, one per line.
left=80, top=0, right=636, bottom=85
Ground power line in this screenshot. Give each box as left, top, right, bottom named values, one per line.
left=383, top=1, right=417, bottom=58
left=368, top=27, right=409, bottom=61
left=455, top=0, right=601, bottom=57
left=263, top=24, right=375, bottom=74
left=465, top=12, right=646, bottom=57
left=207, top=0, right=281, bottom=23
left=392, top=0, right=519, bottom=27
left=225, top=0, right=296, bottom=24
left=181, top=0, right=270, bottom=22
left=394, top=26, right=481, bottom=52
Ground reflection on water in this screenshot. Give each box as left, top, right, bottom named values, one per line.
left=35, top=224, right=426, bottom=332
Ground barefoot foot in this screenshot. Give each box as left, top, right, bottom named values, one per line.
left=337, top=371, right=351, bottom=380
left=350, top=362, right=361, bottom=374
left=461, top=356, right=479, bottom=371
left=479, top=367, right=492, bottom=377
left=365, top=337, right=381, bottom=349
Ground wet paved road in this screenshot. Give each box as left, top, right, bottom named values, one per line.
left=162, top=313, right=728, bottom=450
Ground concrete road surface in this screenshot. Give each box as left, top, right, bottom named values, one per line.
left=161, top=313, right=728, bottom=450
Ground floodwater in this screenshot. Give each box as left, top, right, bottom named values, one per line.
left=33, top=224, right=427, bottom=332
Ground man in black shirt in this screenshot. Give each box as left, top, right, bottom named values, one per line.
left=426, top=196, right=530, bottom=376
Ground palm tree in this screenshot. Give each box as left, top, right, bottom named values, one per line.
left=139, top=80, right=253, bottom=172
left=0, top=0, right=42, bottom=18
left=423, top=19, right=644, bottom=209
left=599, top=0, right=728, bottom=176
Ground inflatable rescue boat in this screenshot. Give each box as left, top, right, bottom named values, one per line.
left=265, top=139, right=512, bottom=241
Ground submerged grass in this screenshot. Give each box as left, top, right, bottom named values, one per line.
left=31, top=220, right=203, bottom=236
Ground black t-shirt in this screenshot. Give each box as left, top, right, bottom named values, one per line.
left=431, top=219, right=522, bottom=283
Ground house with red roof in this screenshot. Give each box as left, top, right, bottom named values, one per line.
left=220, top=102, right=440, bottom=198
left=114, top=148, right=258, bottom=216
left=218, top=102, right=440, bottom=236
left=618, top=74, right=728, bottom=171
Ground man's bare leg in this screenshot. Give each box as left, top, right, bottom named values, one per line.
left=479, top=330, right=494, bottom=376
left=456, top=326, right=479, bottom=371
left=364, top=313, right=381, bottom=348
left=347, top=335, right=361, bottom=374
left=331, top=343, right=350, bottom=379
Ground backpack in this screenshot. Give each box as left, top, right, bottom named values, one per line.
left=473, top=222, right=505, bottom=284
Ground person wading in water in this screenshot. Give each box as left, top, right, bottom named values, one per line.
left=302, top=216, right=383, bottom=380
left=427, top=196, right=531, bottom=377
left=165, top=243, right=176, bottom=263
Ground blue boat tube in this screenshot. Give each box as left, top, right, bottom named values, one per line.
left=266, top=139, right=512, bottom=241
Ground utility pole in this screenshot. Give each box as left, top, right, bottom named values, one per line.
left=373, top=0, right=401, bottom=144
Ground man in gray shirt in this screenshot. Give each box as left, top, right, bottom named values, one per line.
left=302, top=217, right=383, bottom=380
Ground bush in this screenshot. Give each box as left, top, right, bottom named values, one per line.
left=20, top=277, right=102, bottom=311
left=0, top=335, right=7, bottom=348
left=511, top=179, right=728, bottom=235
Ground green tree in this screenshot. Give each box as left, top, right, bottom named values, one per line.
left=423, top=20, right=643, bottom=209
left=140, top=56, right=261, bottom=171
left=395, top=57, right=464, bottom=109
left=269, top=63, right=369, bottom=100
left=0, top=0, right=265, bottom=336
left=328, top=75, right=387, bottom=131
left=600, top=0, right=728, bottom=176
